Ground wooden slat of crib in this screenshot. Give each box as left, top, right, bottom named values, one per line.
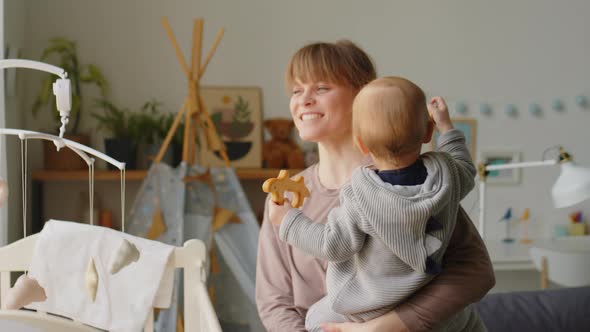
left=1, top=271, right=10, bottom=306
left=184, top=268, right=198, bottom=331
left=144, top=310, right=154, bottom=332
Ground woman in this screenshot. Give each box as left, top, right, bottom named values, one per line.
left=255, top=40, right=495, bottom=332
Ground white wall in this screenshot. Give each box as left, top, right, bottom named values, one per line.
left=18, top=0, right=590, bottom=242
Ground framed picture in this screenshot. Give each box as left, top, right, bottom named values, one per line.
left=431, top=118, right=477, bottom=158
left=479, top=150, right=521, bottom=185
left=199, top=86, right=263, bottom=168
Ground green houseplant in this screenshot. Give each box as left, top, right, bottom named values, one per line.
left=92, top=99, right=139, bottom=170
left=161, top=111, right=185, bottom=166
left=92, top=99, right=181, bottom=169
left=32, top=38, right=108, bottom=170
left=134, top=100, right=176, bottom=168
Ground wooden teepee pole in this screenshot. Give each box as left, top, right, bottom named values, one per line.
left=190, top=118, right=199, bottom=165
left=158, top=16, right=229, bottom=167
left=161, top=17, right=191, bottom=79
left=197, top=93, right=230, bottom=166
left=191, top=19, right=204, bottom=80
left=182, top=96, right=193, bottom=163
left=199, top=28, right=224, bottom=79
left=184, top=18, right=203, bottom=165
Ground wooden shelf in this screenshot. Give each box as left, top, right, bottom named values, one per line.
left=234, top=168, right=304, bottom=180
left=31, top=168, right=304, bottom=181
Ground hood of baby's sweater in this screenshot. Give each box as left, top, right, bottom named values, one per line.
left=350, top=152, right=454, bottom=206
left=349, top=152, right=454, bottom=231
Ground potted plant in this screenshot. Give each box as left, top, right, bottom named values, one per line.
left=135, top=100, right=176, bottom=168
left=167, top=113, right=186, bottom=166
left=32, top=38, right=108, bottom=170
left=92, top=99, right=138, bottom=170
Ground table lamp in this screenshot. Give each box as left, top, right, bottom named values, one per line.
left=478, top=147, right=590, bottom=238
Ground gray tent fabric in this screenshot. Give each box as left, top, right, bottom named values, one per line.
left=184, top=164, right=214, bottom=250
left=126, top=162, right=263, bottom=331
left=209, top=167, right=264, bottom=331
left=127, top=162, right=187, bottom=245
left=127, top=162, right=187, bottom=331
left=210, top=167, right=259, bottom=303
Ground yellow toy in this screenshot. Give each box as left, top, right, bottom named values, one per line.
left=520, top=208, right=532, bottom=244
left=262, top=170, right=310, bottom=208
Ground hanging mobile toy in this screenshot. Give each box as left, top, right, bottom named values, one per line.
left=499, top=207, right=514, bottom=243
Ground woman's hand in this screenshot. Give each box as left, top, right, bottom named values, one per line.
left=427, top=96, right=453, bottom=134
left=321, top=322, right=365, bottom=332
left=268, top=199, right=293, bottom=225
left=320, top=311, right=410, bottom=332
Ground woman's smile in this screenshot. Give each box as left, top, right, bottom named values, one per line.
left=300, top=113, right=324, bottom=121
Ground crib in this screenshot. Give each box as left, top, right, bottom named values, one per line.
left=0, top=233, right=222, bottom=332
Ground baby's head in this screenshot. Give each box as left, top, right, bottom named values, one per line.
left=352, top=76, right=432, bottom=165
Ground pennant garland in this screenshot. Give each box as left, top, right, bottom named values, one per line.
left=450, top=95, right=588, bottom=118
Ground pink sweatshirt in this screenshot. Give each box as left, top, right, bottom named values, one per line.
left=256, top=164, right=495, bottom=332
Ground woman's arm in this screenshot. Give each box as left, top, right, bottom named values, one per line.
left=394, top=206, right=495, bottom=331
left=256, top=199, right=307, bottom=332
left=321, top=311, right=410, bottom=332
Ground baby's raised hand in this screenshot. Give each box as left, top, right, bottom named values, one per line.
left=269, top=198, right=293, bottom=225
left=427, top=96, right=453, bottom=134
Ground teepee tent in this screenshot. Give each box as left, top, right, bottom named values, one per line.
left=126, top=17, right=262, bottom=331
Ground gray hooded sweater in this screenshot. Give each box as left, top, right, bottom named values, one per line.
left=279, top=129, right=476, bottom=321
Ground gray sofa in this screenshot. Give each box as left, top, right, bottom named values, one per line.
left=476, top=287, right=590, bottom=332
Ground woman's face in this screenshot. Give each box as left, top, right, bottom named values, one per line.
left=289, top=80, right=357, bottom=143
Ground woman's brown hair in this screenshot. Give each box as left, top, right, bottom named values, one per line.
left=285, top=40, right=376, bottom=90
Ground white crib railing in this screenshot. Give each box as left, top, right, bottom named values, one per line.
left=0, top=234, right=221, bottom=332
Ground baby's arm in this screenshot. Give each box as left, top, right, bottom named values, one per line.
left=428, top=96, right=476, bottom=199
left=278, top=186, right=366, bottom=262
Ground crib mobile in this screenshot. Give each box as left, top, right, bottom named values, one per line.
left=0, top=59, right=136, bottom=310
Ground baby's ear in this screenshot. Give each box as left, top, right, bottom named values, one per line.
left=354, top=136, right=370, bottom=155
left=423, top=120, right=435, bottom=144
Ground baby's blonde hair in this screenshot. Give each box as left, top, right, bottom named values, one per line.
left=352, top=76, right=429, bottom=162
left=285, top=40, right=376, bottom=90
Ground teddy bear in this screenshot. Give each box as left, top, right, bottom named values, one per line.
left=262, top=118, right=305, bottom=169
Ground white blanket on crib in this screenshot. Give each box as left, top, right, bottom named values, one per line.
left=27, top=220, right=175, bottom=332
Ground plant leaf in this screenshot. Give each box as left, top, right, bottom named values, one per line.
left=41, top=38, right=76, bottom=64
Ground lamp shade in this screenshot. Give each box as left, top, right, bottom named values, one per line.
left=552, top=161, right=590, bottom=208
